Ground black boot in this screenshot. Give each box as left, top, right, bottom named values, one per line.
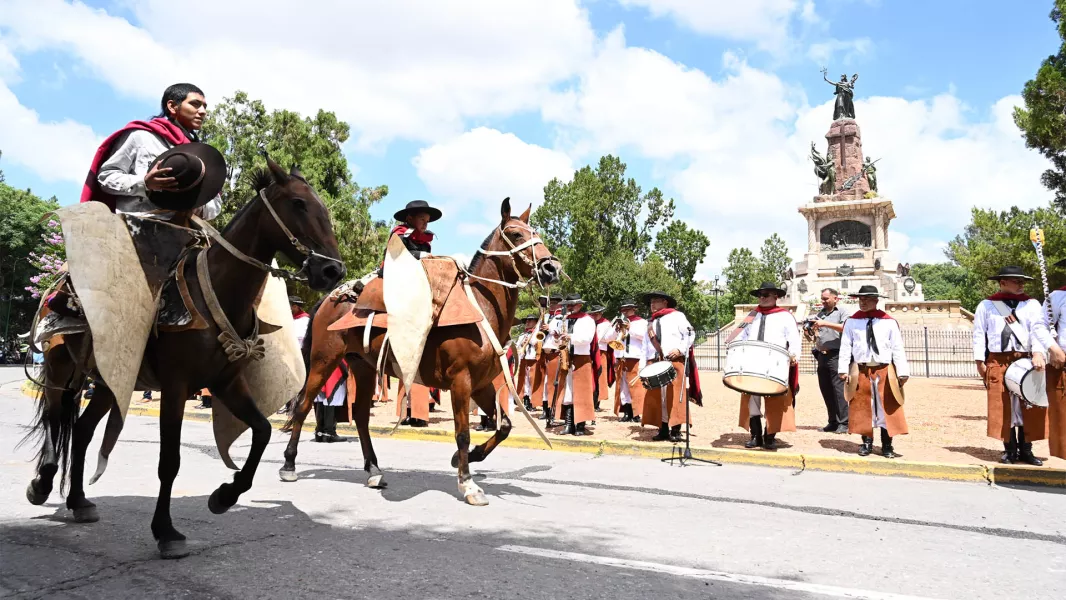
left=475, top=415, right=489, bottom=431
left=762, top=432, right=777, bottom=450
left=1016, top=427, right=1043, bottom=466
left=428, top=402, right=439, bottom=413
left=880, top=428, right=896, bottom=459
left=322, top=406, right=348, bottom=443
left=858, top=436, right=874, bottom=456
left=544, top=406, right=555, bottom=427
left=1001, top=428, right=1018, bottom=464
left=574, top=420, right=587, bottom=436
left=313, top=404, right=326, bottom=443
left=594, top=398, right=601, bottom=412
left=401, top=407, right=412, bottom=426
left=669, top=424, right=682, bottom=443
left=524, top=395, right=534, bottom=411
left=620, top=403, right=634, bottom=422
left=652, top=422, right=670, bottom=441
left=744, top=416, right=763, bottom=448
left=562, top=406, right=576, bottom=435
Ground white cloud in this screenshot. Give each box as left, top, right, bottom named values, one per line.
left=615, top=0, right=809, bottom=51
left=807, top=37, right=872, bottom=66
left=0, top=0, right=596, bottom=149
left=888, top=231, right=948, bottom=265
left=413, top=127, right=574, bottom=215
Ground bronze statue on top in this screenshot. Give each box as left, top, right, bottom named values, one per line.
left=822, top=68, right=858, bottom=120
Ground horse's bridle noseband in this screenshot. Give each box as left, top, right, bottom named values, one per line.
left=471, top=220, right=555, bottom=288
left=256, top=188, right=345, bottom=281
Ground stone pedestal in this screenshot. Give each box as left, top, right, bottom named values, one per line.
left=826, top=118, right=870, bottom=200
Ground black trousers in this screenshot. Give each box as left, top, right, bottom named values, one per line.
left=815, top=351, right=848, bottom=427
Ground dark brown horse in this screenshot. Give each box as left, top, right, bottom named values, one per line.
left=280, top=198, right=560, bottom=505
left=24, top=158, right=344, bottom=558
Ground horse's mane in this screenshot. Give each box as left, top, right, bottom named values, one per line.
left=223, top=167, right=310, bottom=234
left=466, top=228, right=498, bottom=272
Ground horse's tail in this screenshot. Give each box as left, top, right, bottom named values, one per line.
left=283, top=296, right=326, bottom=430
left=19, top=384, right=80, bottom=494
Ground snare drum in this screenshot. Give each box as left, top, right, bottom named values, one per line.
left=1004, top=358, right=1048, bottom=408
left=722, top=340, right=791, bottom=396
left=639, top=361, right=677, bottom=390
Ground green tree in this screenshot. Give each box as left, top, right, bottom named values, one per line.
left=1014, top=0, right=1066, bottom=208
left=909, top=262, right=985, bottom=312
left=723, top=247, right=763, bottom=310
left=1, top=182, right=60, bottom=358
left=946, top=203, right=1066, bottom=307
left=655, top=220, right=710, bottom=289
left=201, top=92, right=389, bottom=299
left=757, top=233, right=791, bottom=284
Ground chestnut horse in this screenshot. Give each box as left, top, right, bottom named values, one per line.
left=24, top=158, right=344, bottom=558
left=280, top=198, right=560, bottom=505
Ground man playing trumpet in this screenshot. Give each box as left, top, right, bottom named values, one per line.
left=603, top=299, right=648, bottom=423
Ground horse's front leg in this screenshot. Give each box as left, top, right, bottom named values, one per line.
left=152, top=381, right=189, bottom=559
left=449, top=377, right=487, bottom=506
left=207, top=373, right=272, bottom=514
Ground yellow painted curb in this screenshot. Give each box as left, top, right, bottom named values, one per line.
left=15, top=381, right=1065, bottom=487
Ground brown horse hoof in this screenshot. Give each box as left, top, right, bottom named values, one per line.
left=464, top=492, right=489, bottom=506
left=72, top=505, right=99, bottom=523
left=207, top=489, right=230, bottom=515
left=278, top=468, right=298, bottom=483
left=158, top=539, right=190, bottom=560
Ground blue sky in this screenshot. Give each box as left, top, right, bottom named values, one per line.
left=0, top=0, right=1060, bottom=277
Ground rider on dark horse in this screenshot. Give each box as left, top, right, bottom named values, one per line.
left=389, top=200, right=441, bottom=259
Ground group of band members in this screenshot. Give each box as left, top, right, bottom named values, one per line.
left=509, top=291, right=700, bottom=441
left=974, top=265, right=1066, bottom=466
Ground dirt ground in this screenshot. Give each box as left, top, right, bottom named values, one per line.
left=342, top=373, right=1066, bottom=468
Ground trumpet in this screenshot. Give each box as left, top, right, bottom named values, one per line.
left=533, top=330, right=545, bottom=360
left=608, top=316, right=629, bottom=352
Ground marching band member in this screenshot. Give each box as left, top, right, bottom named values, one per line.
left=1043, top=258, right=1066, bottom=461
left=640, top=291, right=701, bottom=442
left=314, top=361, right=350, bottom=443
left=397, top=383, right=432, bottom=428
left=538, top=295, right=564, bottom=425
left=838, top=286, right=909, bottom=458
left=591, top=305, right=614, bottom=412
left=733, top=282, right=800, bottom=450
left=973, top=266, right=1053, bottom=465
left=605, top=299, right=648, bottom=422
left=555, top=294, right=598, bottom=435
left=515, top=314, right=540, bottom=411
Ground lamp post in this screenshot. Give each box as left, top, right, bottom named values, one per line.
left=710, top=276, right=725, bottom=370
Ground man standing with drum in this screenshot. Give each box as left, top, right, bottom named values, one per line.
left=641, top=291, right=702, bottom=442
left=733, top=282, right=801, bottom=450
left=1040, top=258, right=1066, bottom=462
left=838, top=286, right=908, bottom=458
left=604, top=299, right=648, bottom=423
left=973, top=266, right=1053, bottom=465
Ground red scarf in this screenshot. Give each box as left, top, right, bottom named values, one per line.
left=391, top=224, right=435, bottom=246
left=987, top=292, right=1032, bottom=302
left=625, top=314, right=643, bottom=322
left=292, top=310, right=309, bottom=320
left=594, top=316, right=607, bottom=324
left=650, top=307, right=676, bottom=320
left=81, top=118, right=190, bottom=212
left=850, top=309, right=892, bottom=320
left=755, top=305, right=789, bottom=315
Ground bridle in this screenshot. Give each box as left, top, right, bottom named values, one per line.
left=467, top=220, right=555, bottom=289
left=193, top=187, right=343, bottom=282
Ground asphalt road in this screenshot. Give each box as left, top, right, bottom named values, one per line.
left=0, top=375, right=1064, bottom=599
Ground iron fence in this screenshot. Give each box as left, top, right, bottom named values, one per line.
left=692, top=326, right=978, bottom=378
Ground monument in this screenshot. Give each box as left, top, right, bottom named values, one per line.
left=786, top=69, right=923, bottom=305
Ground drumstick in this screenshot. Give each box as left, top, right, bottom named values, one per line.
left=629, top=375, right=641, bottom=386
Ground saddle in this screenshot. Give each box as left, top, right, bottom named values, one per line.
left=327, top=257, right=482, bottom=332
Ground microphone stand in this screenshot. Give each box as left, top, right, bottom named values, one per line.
left=662, top=327, right=721, bottom=467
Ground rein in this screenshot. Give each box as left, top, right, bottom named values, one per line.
left=466, top=221, right=551, bottom=289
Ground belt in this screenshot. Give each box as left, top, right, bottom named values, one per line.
left=814, top=349, right=839, bottom=356
left=858, top=363, right=888, bottom=372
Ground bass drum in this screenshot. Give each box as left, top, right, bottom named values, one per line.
left=1004, top=358, right=1048, bottom=408
left=723, top=340, right=790, bottom=396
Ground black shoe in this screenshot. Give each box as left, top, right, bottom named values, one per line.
left=762, top=433, right=777, bottom=450
left=1017, top=443, right=1043, bottom=466
left=1001, top=429, right=1018, bottom=464
left=652, top=422, right=670, bottom=441
left=821, top=423, right=837, bottom=432
left=574, top=422, right=587, bottom=436
left=620, top=404, right=634, bottom=422
left=475, top=415, right=489, bottom=431
left=880, top=428, right=897, bottom=459
left=523, top=396, right=534, bottom=411
left=544, top=407, right=555, bottom=427
left=314, top=432, right=327, bottom=443
left=562, top=406, right=576, bottom=435
left=594, top=399, right=601, bottom=412
left=669, top=424, right=682, bottom=443
left=744, top=416, right=763, bottom=448
left=429, top=403, right=440, bottom=413
left=323, top=432, right=349, bottom=443
left=858, top=436, right=873, bottom=456
left=409, top=418, right=429, bottom=428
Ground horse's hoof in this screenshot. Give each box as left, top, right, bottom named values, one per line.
left=367, top=474, right=386, bottom=489
left=72, top=505, right=99, bottom=523
left=207, top=489, right=230, bottom=515
left=158, top=539, right=190, bottom=560
left=278, top=468, right=298, bottom=483
left=25, top=482, right=49, bottom=506
left=450, top=453, right=460, bottom=469
left=464, top=492, right=489, bottom=506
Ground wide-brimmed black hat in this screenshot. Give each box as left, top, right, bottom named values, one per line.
left=563, top=293, right=584, bottom=306
left=146, top=142, right=226, bottom=211
left=513, top=313, right=540, bottom=326
left=1056, top=258, right=1066, bottom=268
left=750, top=282, right=786, bottom=298
left=537, top=294, right=563, bottom=306
left=642, top=290, right=677, bottom=308
left=848, top=285, right=886, bottom=298
left=393, top=200, right=442, bottom=223
left=987, top=266, right=1033, bottom=281
left=588, top=305, right=605, bottom=314
left=619, top=298, right=638, bottom=309
left=288, top=295, right=304, bottom=305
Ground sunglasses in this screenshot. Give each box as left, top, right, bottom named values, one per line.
left=757, top=292, right=777, bottom=298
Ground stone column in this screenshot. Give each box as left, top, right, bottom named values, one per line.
left=808, top=216, right=818, bottom=252
left=874, top=210, right=885, bottom=249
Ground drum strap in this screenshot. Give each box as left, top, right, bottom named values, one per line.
left=756, top=313, right=767, bottom=341
left=992, top=301, right=1028, bottom=351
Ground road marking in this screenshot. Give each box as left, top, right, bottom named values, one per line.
left=497, top=545, right=940, bottom=600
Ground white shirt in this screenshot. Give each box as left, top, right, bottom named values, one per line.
left=1045, top=290, right=1066, bottom=347
left=595, top=320, right=612, bottom=351
left=516, top=330, right=537, bottom=360
left=542, top=313, right=562, bottom=350
left=99, top=130, right=222, bottom=221
left=736, top=310, right=801, bottom=359
left=292, top=314, right=310, bottom=348
left=602, top=317, right=649, bottom=362
left=838, top=316, right=910, bottom=378
left=972, top=298, right=1053, bottom=360
left=553, top=314, right=597, bottom=356
left=643, top=310, right=695, bottom=362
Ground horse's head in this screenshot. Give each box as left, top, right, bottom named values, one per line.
left=255, top=157, right=346, bottom=290
left=480, top=197, right=561, bottom=286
